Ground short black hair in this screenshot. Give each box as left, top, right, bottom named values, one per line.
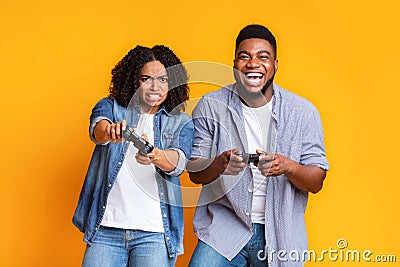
left=235, top=24, right=277, bottom=58
left=109, top=45, right=189, bottom=113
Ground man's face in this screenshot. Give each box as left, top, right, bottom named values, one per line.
left=139, top=60, right=168, bottom=114
left=234, top=38, right=278, bottom=95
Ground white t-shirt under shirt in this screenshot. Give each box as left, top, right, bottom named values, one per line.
left=101, top=114, right=164, bottom=232
left=241, top=99, right=273, bottom=224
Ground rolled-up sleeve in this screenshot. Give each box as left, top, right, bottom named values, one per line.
left=191, top=98, right=218, bottom=159
left=89, top=97, right=114, bottom=145
left=300, top=104, right=330, bottom=170
left=164, top=148, right=187, bottom=177
left=164, top=116, right=194, bottom=176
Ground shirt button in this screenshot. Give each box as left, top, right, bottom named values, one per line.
left=118, top=161, right=122, bottom=165
left=163, top=213, right=167, bottom=218
left=103, top=206, right=106, bottom=209
left=166, top=236, right=170, bottom=240
left=245, top=211, right=250, bottom=216
left=248, top=188, right=253, bottom=192
left=108, top=184, right=112, bottom=187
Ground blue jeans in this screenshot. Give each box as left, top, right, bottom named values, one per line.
left=82, top=226, right=176, bottom=267
left=189, top=223, right=268, bottom=267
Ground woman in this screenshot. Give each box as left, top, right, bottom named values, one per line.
left=72, top=45, right=194, bottom=267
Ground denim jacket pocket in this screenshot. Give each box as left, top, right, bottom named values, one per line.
left=162, top=133, right=173, bottom=148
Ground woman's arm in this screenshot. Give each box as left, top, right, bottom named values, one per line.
left=135, top=146, right=179, bottom=172
left=93, top=119, right=126, bottom=144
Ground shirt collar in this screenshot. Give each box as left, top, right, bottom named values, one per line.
left=230, top=83, right=280, bottom=123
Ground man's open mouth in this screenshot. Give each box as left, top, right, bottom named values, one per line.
left=244, top=72, right=264, bottom=85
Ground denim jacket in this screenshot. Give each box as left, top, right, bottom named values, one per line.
left=72, top=97, right=194, bottom=257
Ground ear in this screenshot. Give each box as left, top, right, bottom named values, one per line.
left=274, top=59, right=278, bottom=72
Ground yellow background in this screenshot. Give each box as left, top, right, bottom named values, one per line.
left=1, top=0, right=399, bottom=266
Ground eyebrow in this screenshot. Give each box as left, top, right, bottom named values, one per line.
left=237, top=50, right=271, bottom=56
left=140, top=73, right=168, bottom=77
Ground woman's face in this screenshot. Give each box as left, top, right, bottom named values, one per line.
left=139, top=61, right=168, bottom=114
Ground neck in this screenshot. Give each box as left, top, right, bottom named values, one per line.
left=139, top=100, right=160, bottom=114
left=239, top=85, right=273, bottom=108
left=141, top=106, right=159, bottom=114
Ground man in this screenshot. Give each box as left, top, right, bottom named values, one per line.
left=187, top=24, right=329, bottom=266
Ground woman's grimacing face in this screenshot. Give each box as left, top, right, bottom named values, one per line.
left=139, top=60, right=168, bottom=114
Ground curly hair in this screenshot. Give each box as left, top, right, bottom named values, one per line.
left=109, top=45, right=189, bottom=113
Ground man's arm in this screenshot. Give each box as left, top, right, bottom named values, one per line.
left=258, top=100, right=329, bottom=193
left=188, top=149, right=246, bottom=184
left=257, top=151, right=326, bottom=193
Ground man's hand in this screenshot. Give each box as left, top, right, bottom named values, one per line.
left=218, top=149, right=247, bottom=175
left=256, top=149, right=326, bottom=193
left=256, top=150, right=293, bottom=177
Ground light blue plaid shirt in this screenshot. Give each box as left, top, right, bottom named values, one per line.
left=191, top=83, right=329, bottom=266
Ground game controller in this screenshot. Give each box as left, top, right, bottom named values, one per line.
left=123, top=127, right=154, bottom=156
left=234, top=151, right=260, bottom=164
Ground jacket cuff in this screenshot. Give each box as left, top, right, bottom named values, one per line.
left=90, top=116, right=112, bottom=145
left=164, top=148, right=186, bottom=176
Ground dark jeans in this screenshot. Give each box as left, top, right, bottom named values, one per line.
left=189, top=223, right=268, bottom=267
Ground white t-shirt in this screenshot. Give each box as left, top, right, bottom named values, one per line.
left=241, top=99, right=273, bottom=224
left=101, top=114, right=164, bottom=232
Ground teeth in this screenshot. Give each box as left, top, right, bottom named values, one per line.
left=245, top=73, right=263, bottom=79
left=148, top=94, right=161, bottom=99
